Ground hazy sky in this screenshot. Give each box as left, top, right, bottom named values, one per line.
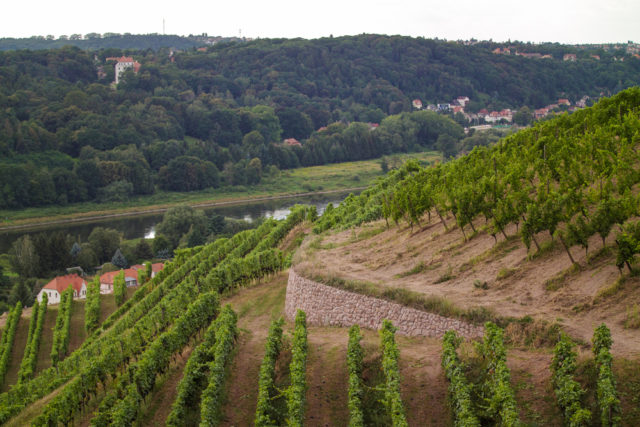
left=2, top=0, right=639, bottom=44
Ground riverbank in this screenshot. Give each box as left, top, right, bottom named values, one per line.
left=0, top=152, right=439, bottom=230
left=0, top=188, right=365, bottom=232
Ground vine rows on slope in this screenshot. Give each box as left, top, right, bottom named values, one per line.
left=287, top=309, right=308, bottom=427
left=592, top=324, right=621, bottom=427
left=550, top=333, right=591, bottom=426
left=347, top=324, right=365, bottom=427
left=199, top=304, right=238, bottom=426
left=84, top=277, right=100, bottom=334
left=33, top=292, right=220, bottom=426
left=254, top=318, right=285, bottom=427
left=379, top=320, right=408, bottom=427
left=17, top=295, right=47, bottom=383
left=0, top=236, right=237, bottom=422
left=50, top=287, right=73, bottom=366
left=314, top=89, right=640, bottom=273
left=0, top=210, right=305, bottom=423
left=0, top=302, right=22, bottom=386
left=441, top=330, right=480, bottom=427
left=477, top=322, right=520, bottom=426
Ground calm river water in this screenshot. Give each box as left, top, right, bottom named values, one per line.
left=0, top=191, right=355, bottom=253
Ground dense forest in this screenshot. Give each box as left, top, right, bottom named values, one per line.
left=1, top=35, right=639, bottom=210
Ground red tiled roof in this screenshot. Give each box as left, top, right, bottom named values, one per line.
left=43, top=274, right=85, bottom=295
left=100, top=269, right=138, bottom=285
left=152, top=263, right=164, bottom=273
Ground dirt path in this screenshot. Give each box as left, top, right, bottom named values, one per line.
left=35, top=305, right=57, bottom=374
left=304, top=327, right=350, bottom=426
left=1, top=313, right=29, bottom=392
left=220, top=272, right=289, bottom=426
left=140, top=346, right=195, bottom=426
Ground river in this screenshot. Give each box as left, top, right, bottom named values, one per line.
left=0, top=191, right=355, bottom=253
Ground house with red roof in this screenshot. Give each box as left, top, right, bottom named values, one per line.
left=100, top=263, right=164, bottom=294
left=107, top=56, right=142, bottom=84
left=37, top=274, right=87, bottom=305
left=99, top=268, right=138, bottom=294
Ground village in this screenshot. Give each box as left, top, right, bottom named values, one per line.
left=35, top=262, right=164, bottom=305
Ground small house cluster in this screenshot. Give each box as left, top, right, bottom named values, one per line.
left=36, top=262, right=163, bottom=305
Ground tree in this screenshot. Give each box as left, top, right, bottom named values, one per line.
left=111, top=248, right=128, bottom=269
left=9, top=235, right=40, bottom=278
left=156, top=205, right=208, bottom=248
left=88, top=227, right=122, bottom=264
left=133, top=239, right=153, bottom=262
left=152, top=234, right=171, bottom=257
left=513, top=106, right=533, bottom=126
left=208, top=214, right=226, bottom=235
left=9, top=282, right=32, bottom=306
left=435, top=134, right=458, bottom=159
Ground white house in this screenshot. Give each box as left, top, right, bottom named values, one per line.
left=37, top=274, right=87, bottom=305
left=107, top=56, right=141, bottom=84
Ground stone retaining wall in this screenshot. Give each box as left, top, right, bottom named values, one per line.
left=285, top=269, right=483, bottom=339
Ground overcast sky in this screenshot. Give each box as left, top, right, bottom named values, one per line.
left=2, top=0, right=639, bottom=44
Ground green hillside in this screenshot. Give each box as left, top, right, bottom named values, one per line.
left=0, top=91, right=639, bottom=425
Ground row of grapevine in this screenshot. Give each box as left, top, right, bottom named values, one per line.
left=255, top=318, right=285, bottom=426
left=16, top=295, right=47, bottom=383
left=0, top=244, right=206, bottom=421
left=84, top=277, right=100, bottom=333
left=476, top=322, right=520, bottom=426
left=0, top=211, right=303, bottom=423
left=550, top=334, right=591, bottom=426
left=199, top=304, right=238, bottom=426
left=50, top=287, right=73, bottom=366
left=166, top=306, right=229, bottom=426
left=20, top=216, right=295, bottom=424
left=441, top=330, right=480, bottom=427
left=33, top=291, right=220, bottom=426
left=313, top=89, right=640, bottom=274
left=113, top=270, right=126, bottom=306
left=0, top=302, right=22, bottom=386
left=253, top=205, right=311, bottom=253
left=287, top=310, right=308, bottom=426
left=592, top=324, right=621, bottom=427
left=379, top=320, right=408, bottom=427
left=347, top=324, right=365, bottom=427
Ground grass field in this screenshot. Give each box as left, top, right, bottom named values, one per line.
left=0, top=152, right=438, bottom=227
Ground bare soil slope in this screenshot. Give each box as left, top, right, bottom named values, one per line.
left=295, top=216, right=640, bottom=356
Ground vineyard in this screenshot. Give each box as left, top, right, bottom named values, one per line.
left=0, top=90, right=638, bottom=425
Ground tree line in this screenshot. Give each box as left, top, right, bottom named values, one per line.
left=2, top=36, right=639, bottom=209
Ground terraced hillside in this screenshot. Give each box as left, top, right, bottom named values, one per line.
left=0, top=90, right=639, bottom=426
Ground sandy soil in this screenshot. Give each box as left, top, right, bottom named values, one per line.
left=296, top=215, right=640, bottom=357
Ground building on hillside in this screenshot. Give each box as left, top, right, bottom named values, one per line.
left=455, top=96, right=470, bottom=107
left=283, top=138, right=301, bottom=147
left=412, top=99, right=423, bottom=109
left=99, top=268, right=139, bottom=294
left=492, top=47, right=510, bottom=55
left=558, top=98, right=571, bottom=106
left=37, top=274, right=87, bottom=304
left=563, top=53, right=577, bottom=62
left=129, top=262, right=164, bottom=279
left=106, top=56, right=142, bottom=84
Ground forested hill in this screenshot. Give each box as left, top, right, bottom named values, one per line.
left=0, top=34, right=211, bottom=51
left=1, top=35, right=639, bottom=210
left=187, top=35, right=640, bottom=111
